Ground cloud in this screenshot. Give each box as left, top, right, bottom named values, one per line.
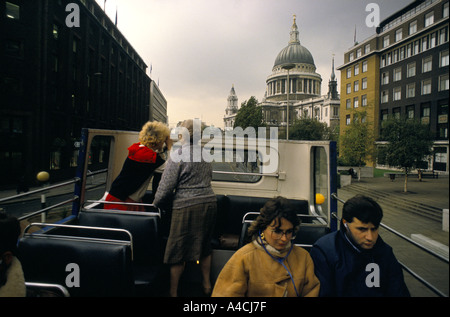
left=100, top=0, right=413, bottom=127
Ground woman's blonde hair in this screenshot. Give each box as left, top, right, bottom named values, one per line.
left=139, top=121, right=170, bottom=148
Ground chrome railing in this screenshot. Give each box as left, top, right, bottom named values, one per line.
left=1, top=169, right=108, bottom=222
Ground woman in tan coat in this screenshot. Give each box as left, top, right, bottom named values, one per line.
left=212, top=196, right=320, bottom=297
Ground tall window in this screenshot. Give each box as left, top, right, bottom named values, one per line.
left=421, top=79, right=432, bottom=95
left=362, top=77, right=367, bottom=90
left=407, top=106, right=415, bottom=120
left=361, top=94, right=367, bottom=107
left=421, top=105, right=431, bottom=124
left=381, top=72, right=389, bottom=85
left=5, top=2, right=20, bottom=19
left=407, top=62, right=416, bottom=77
left=395, top=29, right=403, bottom=42
left=440, top=50, right=449, bottom=67
left=422, top=56, right=432, bottom=72
left=409, top=20, right=417, bottom=35
left=362, top=60, right=368, bottom=72
left=437, top=102, right=448, bottom=139
left=383, top=35, right=390, bottom=48
left=424, top=11, right=434, bottom=27
left=381, top=90, right=389, bottom=103
left=393, top=87, right=402, bottom=101
left=394, top=68, right=402, bottom=81
left=440, top=74, right=449, bottom=91
left=407, top=83, right=416, bottom=98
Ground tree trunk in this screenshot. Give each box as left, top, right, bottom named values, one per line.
left=403, top=169, right=408, bottom=192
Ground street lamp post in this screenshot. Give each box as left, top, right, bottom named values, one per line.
left=282, top=64, right=295, bottom=140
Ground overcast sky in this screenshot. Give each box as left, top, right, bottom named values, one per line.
left=96, top=0, right=413, bottom=127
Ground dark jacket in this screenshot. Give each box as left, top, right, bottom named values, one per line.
left=109, top=143, right=165, bottom=201
left=310, top=229, right=410, bottom=297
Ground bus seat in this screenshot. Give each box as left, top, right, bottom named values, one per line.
left=215, top=196, right=310, bottom=250
left=293, top=226, right=331, bottom=251
left=78, top=209, right=165, bottom=296
left=237, top=214, right=330, bottom=251
left=225, top=196, right=309, bottom=235
left=18, top=225, right=134, bottom=297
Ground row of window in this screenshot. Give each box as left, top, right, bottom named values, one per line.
left=381, top=25, right=449, bottom=68
left=346, top=78, right=368, bottom=94
left=345, top=95, right=369, bottom=109
left=380, top=75, right=449, bottom=103
left=381, top=50, right=449, bottom=85
left=346, top=103, right=448, bottom=140
left=381, top=5, right=448, bottom=49
left=379, top=0, right=445, bottom=33
left=346, top=49, right=448, bottom=98
left=346, top=26, right=448, bottom=81
left=347, top=1, right=449, bottom=62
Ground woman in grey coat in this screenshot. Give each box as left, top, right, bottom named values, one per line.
left=153, top=119, right=217, bottom=297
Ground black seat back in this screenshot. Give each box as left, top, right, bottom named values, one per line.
left=18, top=224, right=134, bottom=297
left=78, top=209, right=162, bottom=265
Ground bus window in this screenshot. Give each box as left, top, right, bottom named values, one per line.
left=212, top=149, right=262, bottom=183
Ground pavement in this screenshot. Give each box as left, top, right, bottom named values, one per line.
left=338, top=174, right=449, bottom=210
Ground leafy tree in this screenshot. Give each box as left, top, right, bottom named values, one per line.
left=380, top=116, right=434, bottom=192
left=233, top=96, right=264, bottom=133
left=339, top=111, right=375, bottom=181
left=289, top=118, right=331, bottom=140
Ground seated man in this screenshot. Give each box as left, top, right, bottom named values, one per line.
left=0, top=212, right=26, bottom=297
left=310, top=195, right=410, bottom=297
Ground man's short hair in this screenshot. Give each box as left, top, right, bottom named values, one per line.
left=0, top=212, right=21, bottom=256
left=342, top=195, right=383, bottom=227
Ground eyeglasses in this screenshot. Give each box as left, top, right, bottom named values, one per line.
left=270, top=228, right=295, bottom=239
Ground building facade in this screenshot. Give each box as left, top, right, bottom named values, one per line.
left=150, top=81, right=168, bottom=124
left=258, top=16, right=340, bottom=136
left=338, top=0, right=449, bottom=172
left=223, top=84, right=239, bottom=131
left=0, top=0, right=165, bottom=188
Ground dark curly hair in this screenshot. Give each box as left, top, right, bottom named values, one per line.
left=0, top=212, right=21, bottom=256
left=342, top=195, right=383, bottom=228
left=247, top=196, right=301, bottom=242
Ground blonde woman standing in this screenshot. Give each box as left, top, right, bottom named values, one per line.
left=105, top=121, right=172, bottom=211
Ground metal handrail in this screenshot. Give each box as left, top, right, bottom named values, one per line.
left=331, top=192, right=448, bottom=297
left=81, top=203, right=162, bottom=218
left=25, top=282, right=71, bottom=297
left=18, top=196, right=79, bottom=221
left=241, top=211, right=328, bottom=224
left=0, top=177, right=81, bottom=204
left=213, top=170, right=278, bottom=177
left=24, top=222, right=134, bottom=260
